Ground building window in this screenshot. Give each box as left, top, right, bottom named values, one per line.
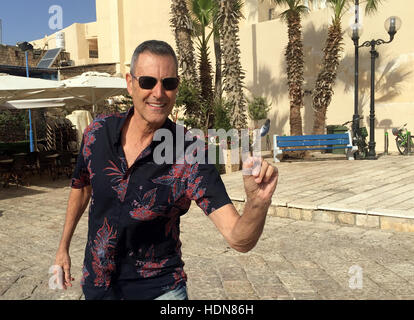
left=88, top=39, right=98, bottom=59
left=268, top=8, right=275, bottom=20
left=89, top=50, right=99, bottom=59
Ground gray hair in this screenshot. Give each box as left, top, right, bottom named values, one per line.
left=130, top=40, right=178, bottom=76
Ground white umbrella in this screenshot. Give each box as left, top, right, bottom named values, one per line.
left=0, top=72, right=128, bottom=112
left=59, top=72, right=128, bottom=112
left=0, top=97, right=72, bottom=110
left=0, top=73, right=67, bottom=105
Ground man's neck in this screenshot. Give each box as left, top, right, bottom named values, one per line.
left=123, top=112, right=166, bottom=148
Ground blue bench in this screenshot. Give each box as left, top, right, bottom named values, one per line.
left=273, top=131, right=357, bottom=162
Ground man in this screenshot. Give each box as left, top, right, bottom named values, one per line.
left=54, top=40, right=278, bottom=300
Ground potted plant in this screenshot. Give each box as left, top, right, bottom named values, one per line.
left=247, top=96, right=271, bottom=151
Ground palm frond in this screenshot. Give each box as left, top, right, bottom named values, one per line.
left=326, top=0, right=348, bottom=24
left=362, top=0, right=384, bottom=15
left=279, top=5, right=309, bottom=22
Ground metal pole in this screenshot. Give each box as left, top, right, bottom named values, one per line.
left=352, top=0, right=360, bottom=138
left=367, top=41, right=377, bottom=159
left=384, top=132, right=388, bottom=155
left=25, top=51, right=35, bottom=153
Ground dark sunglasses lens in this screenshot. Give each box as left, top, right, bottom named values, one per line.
left=139, top=76, right=157, bottom=89
left=162, top=78, right=179, bottom=90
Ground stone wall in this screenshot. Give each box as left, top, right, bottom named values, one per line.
left=0, top=44, right=70, bottom=68
left=59, top=63, right=117, bottom=80
left=232, top=200, right=414, bottom=233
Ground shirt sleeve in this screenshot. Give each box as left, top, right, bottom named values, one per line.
left=71, top=133, right=91, bottom=189
left=187, top=162, right=232, bottom=216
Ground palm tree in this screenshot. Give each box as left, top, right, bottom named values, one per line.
left=190, top=0, right=215, bottom=110
left=218, top=0, right=247, bottom=130
left=269, top=0, right=309, bottom=136
left=212, top=0, right=222, bottom=101
left=170, top=0, right=202, bottom=126
left=311, top=0, right=346, bottom=134
left=170, top=0, right=198, bottom=84
left=311, top=0, right=384, bottom=134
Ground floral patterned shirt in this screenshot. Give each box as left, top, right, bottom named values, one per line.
left=72, top=107, right=231, bottom=299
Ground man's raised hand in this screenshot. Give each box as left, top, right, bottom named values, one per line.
left=242, top=156, right=278, bottom=206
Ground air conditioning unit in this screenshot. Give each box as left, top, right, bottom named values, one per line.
left=59, top=60, right=74, bottom=67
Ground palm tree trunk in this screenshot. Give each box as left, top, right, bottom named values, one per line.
left=170, top=0, right=198, bottom=83
left=199, top=42, right=214, bottom=106
left=214, top=30, right=222, bottom=100
left=285, top=11, right=304, bottom=136
left=219, top=0, right=247, bottom=130
left=213, top=0, right=222, bottom=101
left=199, top=39, right=214, bottom=128
left=312, top=22, right=343, bottom=134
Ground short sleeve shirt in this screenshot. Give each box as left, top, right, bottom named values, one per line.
left=72, top=108, right=232, bottom=299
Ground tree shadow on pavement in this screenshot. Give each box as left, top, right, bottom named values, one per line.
left=0, top=176, right=71, bottom=200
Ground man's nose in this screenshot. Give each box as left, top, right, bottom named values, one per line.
left=151, top=80, right=165, bottom=99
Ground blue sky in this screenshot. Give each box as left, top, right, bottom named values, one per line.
left=0, top=0, right=96, bottom=45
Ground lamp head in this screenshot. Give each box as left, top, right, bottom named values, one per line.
left=16, top=41, right=34, bottom=52
left=385, top=16, right=401, bottom=37
left=347, top=23, right=363, bottom=41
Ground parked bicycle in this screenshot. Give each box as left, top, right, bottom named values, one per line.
left=341, top=116, right=369, bottom=159
left=392, top=123, right=414, bottom=155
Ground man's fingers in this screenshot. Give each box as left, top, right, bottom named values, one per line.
left=63, top=266, right=72, bottom=288
left=242, top=156, right=262, bottom=176
left=254, top=160, right=268, bottom=184
left=263, top=163, right=277, bottom=184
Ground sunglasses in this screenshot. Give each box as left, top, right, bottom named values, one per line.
left=131, top=74, right=179, bottom=91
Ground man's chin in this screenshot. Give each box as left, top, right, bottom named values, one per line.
left=144, top=113, right=170, bottom=128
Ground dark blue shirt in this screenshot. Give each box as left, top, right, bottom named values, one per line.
left=71, top=108, right=231, bottom=300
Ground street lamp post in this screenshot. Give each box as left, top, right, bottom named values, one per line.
left=349, top=16, right=401, bottom=160
left=352, top=0, right=360, bottom=143
left=16, top=41, right=35, bottom=152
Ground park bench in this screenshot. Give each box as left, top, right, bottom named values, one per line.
left=273, top=131, right=357, bottom=162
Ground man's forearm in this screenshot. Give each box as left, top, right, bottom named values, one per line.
left=229, top=200, right=270, bottom=252
left=58, top=186, right=91, bottom=251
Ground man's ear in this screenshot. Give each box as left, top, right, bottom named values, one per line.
left=126, top=73, right=133, bottom=95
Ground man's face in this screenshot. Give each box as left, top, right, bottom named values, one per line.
left=126, top=52, right=178, bottom=128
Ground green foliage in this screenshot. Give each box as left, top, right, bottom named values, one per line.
left=176, top=79, right=201, bottom=119
left=111, top=94, right=133, bottom=113
left=0, top=110, right=29, bottom=142
left=364, top=0, right=384, bottom=15
left=175, top=79, right=204, bottom=129
left=269, top=0, right=309, bottom=21
left=119, top=94, right=134, bottom=110
left=176, top=79, right=201, bottom=110
left=191, top=0, right=216, bottom=39
left=212, top=98, right=232, bottom=131
left=247, top=96, right=271, bottom=121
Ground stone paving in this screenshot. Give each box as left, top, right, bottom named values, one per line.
left=0, top=169, right=414, bottom=300
left=222, top=153, right=414, bottom=232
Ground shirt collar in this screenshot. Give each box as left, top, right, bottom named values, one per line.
left=113, top=107, right=175, bottom=148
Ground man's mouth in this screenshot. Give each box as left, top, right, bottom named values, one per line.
left=147, top=102, right=166, bottom=109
